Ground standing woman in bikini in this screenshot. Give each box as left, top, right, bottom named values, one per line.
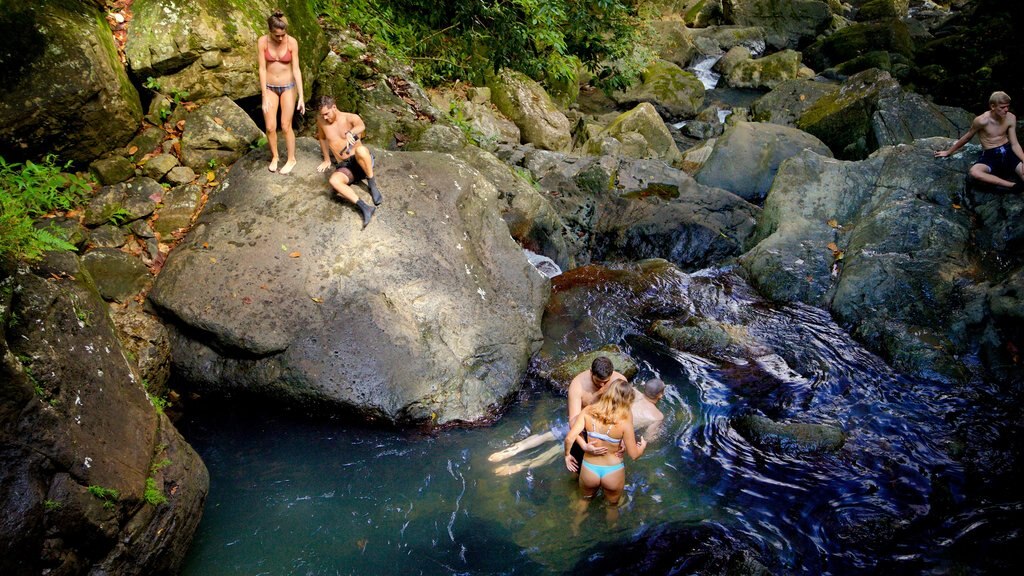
left=257, top=9, right=305, bottom=174
left=564, top=378, right=647, bottom=521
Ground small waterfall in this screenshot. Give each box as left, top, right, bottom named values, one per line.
left=688, top=54, right=722, bottom=90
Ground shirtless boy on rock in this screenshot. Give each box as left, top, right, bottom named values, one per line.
left=315, top=96, right=384, bottom=228
left=935, top=90, right=1024, bottom=191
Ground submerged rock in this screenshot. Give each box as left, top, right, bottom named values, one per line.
left=733, top=414, right=846, bottom=454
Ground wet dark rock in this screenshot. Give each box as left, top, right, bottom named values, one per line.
left=80, top=248, right=151, bottom=303
left=36, top=217, right=88, bottom=251
left=733, top=413, right=846, bottom=454
left=148, top=140, right=548, bottom=425
left=574, top=520, right=775, bottom=575
left=0, top=253, right=207, bottom=576
left=741, top=137, right=1023, bottom=381
left=508, top=149, right=759, bottom=269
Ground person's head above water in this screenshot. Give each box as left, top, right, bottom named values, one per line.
left=267, top=9, right=288, bottom=33
left=643, top=378, right=665, bottom=401
left=590, top=378, right=635, bottom=424
left=590, top=356, right=614, bottom=387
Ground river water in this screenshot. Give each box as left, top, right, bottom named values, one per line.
left=178, top=266, right=1021, bottom=575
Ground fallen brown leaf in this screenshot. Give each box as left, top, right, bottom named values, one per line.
left=128, top=145, right=138, bottom=155
left=213, top=117, right=224, bottom=125
left=289, top=251, right=301, bottom=258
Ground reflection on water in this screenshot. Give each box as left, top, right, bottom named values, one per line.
left=180, top=267, right=1022, bottom=575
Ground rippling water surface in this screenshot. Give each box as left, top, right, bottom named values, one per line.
left=179, top=268, right=1021, bottom=575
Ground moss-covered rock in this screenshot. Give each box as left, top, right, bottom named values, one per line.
left=614, top=59, right=706, bottom=120
left=0, top=0, right=142, bottom=164
left=721, top=49, right=809, bottom=90
left=126, top=0, right=327, bottom=101
left=547, top=345, right=639, bottom=389
left=489, top=69, right=572, bottom=151
left=796, top=68, right=901, bottom=159
left=854, top=0, right=909, bottom=21
left=803, top=19, right=913, bottom=71
left=751, top=78, right=841, bottom=127
left=604, top=103, right=683, bottom=164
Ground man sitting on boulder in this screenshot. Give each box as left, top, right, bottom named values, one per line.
left=935, top=90, right=1024, bottom=191
left=315, top=95, right=384, bottom=228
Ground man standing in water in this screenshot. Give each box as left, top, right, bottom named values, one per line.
left=490, top=376, right=666, bottom=476
left=565, top=356, right=625, bottom=473
left=316, top=96, right=384, bottom=228
left=935, top=91, right=1024, bottom=190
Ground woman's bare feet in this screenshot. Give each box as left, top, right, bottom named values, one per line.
left=269, top=158, right=279, bottom=172
left=280, top=159, right=296, bottom=175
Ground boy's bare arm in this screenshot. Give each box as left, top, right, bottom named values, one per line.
left=935, top=117, right=981, bottom=158
left=1008, top=113, right=1024, bottom=162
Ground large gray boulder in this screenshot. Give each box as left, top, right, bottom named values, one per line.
left=0, top=0, right=142, bottom=164
left=740, top=138, right=1012, bottom=380
left=148, top=139, right=548, bottom=425
left=695, top=121, right=832, bottom=202
left=489, top=69, right=572, bottom=151
left=1, top=254, right=208, bottom=576
left=126, top=0, right=327, bottom=101
left=871, top=91, right=972, bottom=148
left=721, top=0, right=835, bottom=49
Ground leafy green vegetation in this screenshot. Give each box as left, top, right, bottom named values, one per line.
left=87, top=485, right=120, bottom=509
left=106, top=206, right=133, bottom=227
left=0, top=154, right=91, bottom=263
left=144, top=477, right=168, bottom=506
left=313, top=0, right=652, bottom=92
left=43, top=499, right=62, bottom=512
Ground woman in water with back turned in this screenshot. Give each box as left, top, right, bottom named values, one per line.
left=257, top=9, right=305, bottom=174
left=564, top=377, right=647, bottom=525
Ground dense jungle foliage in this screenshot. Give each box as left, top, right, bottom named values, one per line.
left=312, top=0, right=655, bottom=91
